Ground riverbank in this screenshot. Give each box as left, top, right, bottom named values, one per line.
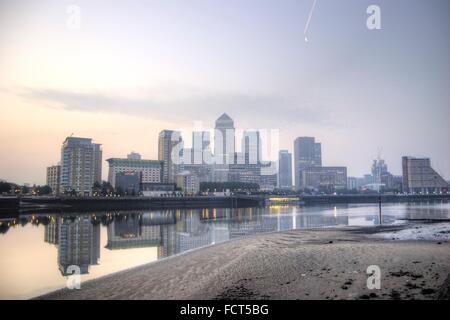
left=37, top=224, right=450, bottom=300
left=3, top=194, right=450, bottom=214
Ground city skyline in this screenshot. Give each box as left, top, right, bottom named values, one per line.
left=38, top=113, right=447, bottom=195
left=1, top=0, right=449, bottom=185
left=1, top=111, right=449, bottom=186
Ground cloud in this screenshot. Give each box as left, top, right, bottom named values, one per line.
left=18, top=87, right=333, bottom=128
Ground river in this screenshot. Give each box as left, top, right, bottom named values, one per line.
left=0, top=201, right=449, bottom=299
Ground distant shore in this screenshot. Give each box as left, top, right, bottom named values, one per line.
left=3, top=193, right=450, bottom=214
left=37, top=224, right=450, bottom=300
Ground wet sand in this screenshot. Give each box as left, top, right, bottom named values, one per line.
left=37, top=226, right=450, bottom=300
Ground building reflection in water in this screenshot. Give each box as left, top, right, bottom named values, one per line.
left=106, top=214, right=161, bottom=250
left=45, top=217, right=100, bottom=276
left=31, top=200, right=450, bottom=278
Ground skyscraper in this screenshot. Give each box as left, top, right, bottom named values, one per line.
left=371, top=159, right=388, bottom=184
left=278, top=150, right=292, bottom=189
left=192, top=131, right=211, bottom=165
left=60, top=137, right=102, bottom=196
left=293, top=137, right=322, bottom=190
left=242, top=130, right=261, bottom=165
left=180, top=131, right=213, bottom=183
left=158, top=130, right=182, bottom=183
left=214, top=113, right=235, bottom=165
left=371, top=158, right=394, bottom=190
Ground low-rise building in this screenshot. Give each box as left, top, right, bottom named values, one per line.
left=115, top=171, right=141, bottom=195
left=300, top=166, right=347, bottom=192
left=176, top=171, right=200, bottom=194
left=402, top=156, right=449, bottom=193
left=107, top=158, right=163, bottom=188
left=141, top=182, right=176, bottom=196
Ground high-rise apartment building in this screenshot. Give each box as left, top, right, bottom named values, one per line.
left=60, top=137, right=102, bottom=196
left=57, top=217, right=100, bottom=275
left=46, top=164, right=61, bottom=195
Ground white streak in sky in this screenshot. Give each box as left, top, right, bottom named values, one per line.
left=304, top=0, right=318, bottom=42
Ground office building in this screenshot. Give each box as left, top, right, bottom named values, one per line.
left=107, top=158, right=163, bottom=188
left=115, top=171, right=141, bottom=195
left=260, top=161, right=278, bottom=191
left=402, top=156, right=449, bottom=193
left=278, top=150, right=292, bottom=189
left=181, top=164, right=213, bottom=183
left=347, top=177, right=358, bottom=190
left=300, top=166, right=347, bottom=192
left=192, top=131, right=212, bottom=165
left=60, top=137, right=102, bottom=196
left=106, top=215, right=161, bottom=250
left=294, top=137, right=322, bottom=190
left=241, top=130, right=261, bottom=165
left=228, top=164, right=261, bottom=184
left=214, top=113, right=235, bottom=165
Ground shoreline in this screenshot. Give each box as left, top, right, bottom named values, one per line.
left=3, top=194, right=449, bottom=214
left=36, top=224, right=450, bottom=300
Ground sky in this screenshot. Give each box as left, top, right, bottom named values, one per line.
left=0, top=0, right=449, bottom=185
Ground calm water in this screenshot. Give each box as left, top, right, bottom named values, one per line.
left=1, top=201, right=449, bottom=299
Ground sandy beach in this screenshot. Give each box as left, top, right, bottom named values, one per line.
left=37, top=224, right=450, bottom=300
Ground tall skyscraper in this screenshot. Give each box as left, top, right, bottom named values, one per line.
left=60, top=137, right=102, bottom=196
left=293, top=137, right=322, bottom=190
left=158, top=130, right=182, bottom=183
left=278, top=150, right=292, bottom=189
left=214, top=113, right=235, bottom=165
left=192, top=131, right=211, bottom=165
left=242, top=130, right=261, bottom=165
left=402, top=156, right=449, bottom=193
left=371, top=158, right=394, bottom=190
left=371, top=159, right=388, bottom=184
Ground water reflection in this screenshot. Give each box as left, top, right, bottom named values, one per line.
left=0, top=201, right=449, bottom=299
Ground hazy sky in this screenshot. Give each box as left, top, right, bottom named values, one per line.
left=0, top=0, right=449, bottom=185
